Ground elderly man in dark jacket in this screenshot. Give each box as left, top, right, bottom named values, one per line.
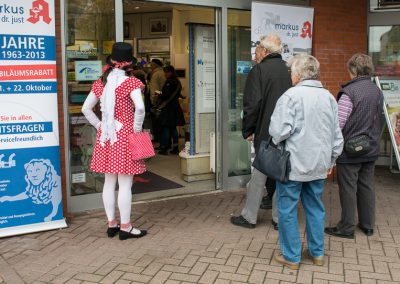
left=231, top=34, right=292, bottom=229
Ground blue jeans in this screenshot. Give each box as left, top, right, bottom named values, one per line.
left=277, top=179, right=325, bottom=263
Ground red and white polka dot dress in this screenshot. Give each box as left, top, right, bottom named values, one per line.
left=90, top=77, right=146, bottom=175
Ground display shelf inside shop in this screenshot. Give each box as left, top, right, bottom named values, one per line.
left=69, top=83, right=92, bottom=92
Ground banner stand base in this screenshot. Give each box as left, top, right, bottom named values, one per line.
left=0, top=219, right=68, bottom=238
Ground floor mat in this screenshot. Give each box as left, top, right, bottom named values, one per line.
left=132, top=171, right=184, bottom=194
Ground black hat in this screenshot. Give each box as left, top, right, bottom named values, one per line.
left=110, top=42, right=133, bottom=63
left=151, top=59, right=163, bottom=67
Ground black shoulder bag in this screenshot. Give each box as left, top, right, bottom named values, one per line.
left=252, top=137, right=291, bottom=183
left=344, top=100, right=380, bottom=157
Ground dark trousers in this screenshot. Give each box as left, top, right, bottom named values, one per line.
left=265, top=178, right=276, bottom=198
left=336, top=162, right=376, bottom=233
left=151, top=114, right=160, bottom=142
left=160, top=126, right=178, bottom=149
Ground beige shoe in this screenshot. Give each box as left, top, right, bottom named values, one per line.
left=308, top=252, right=324, bottom=266
left=275, top=253, right=300, bottom=270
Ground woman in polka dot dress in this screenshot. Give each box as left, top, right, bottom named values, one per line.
left=82, top=42, right=147, bottom=240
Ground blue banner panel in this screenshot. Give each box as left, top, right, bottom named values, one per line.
left=0, top=34, right=56, bottom=61
left=0, top=122, right=53, bottom=135
left=0, top=146, right=63, bottom=228
left=0, top=82, right=57, bottom=94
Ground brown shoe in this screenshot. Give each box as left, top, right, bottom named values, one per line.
left=275, top=253, right=299, bottom=270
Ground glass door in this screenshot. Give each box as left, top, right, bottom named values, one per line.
left=223, top=9, right=252, bottom=188
left=65, top=0, right=116, bottom=212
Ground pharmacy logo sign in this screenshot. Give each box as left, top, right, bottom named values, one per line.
left=300, top=21, right=312, bottom=39
left=27, top=0, right=51, bottom=24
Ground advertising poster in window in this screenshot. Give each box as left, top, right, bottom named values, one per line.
left=193, top=25, right=215, bottom=153
left=378, top=79, right=400, bottom=168
left=251, top=2, right=314, bottom=61
left=0, top=0, right=67, bottom=238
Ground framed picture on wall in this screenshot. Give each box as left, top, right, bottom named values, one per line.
left=137, top=38, right=170, bottom=53
left=149, top=18, right=168, bottom=35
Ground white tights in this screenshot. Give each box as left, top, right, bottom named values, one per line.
left=102, top=173, right=135, bottom=228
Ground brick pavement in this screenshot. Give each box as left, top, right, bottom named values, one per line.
left=0, top=167, right=399, bottom=283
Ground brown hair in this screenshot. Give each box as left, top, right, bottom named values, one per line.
left=347, top=53, right=375, bottom=77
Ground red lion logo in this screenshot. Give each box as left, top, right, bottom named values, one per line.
left=27, top=0, right=52, bottom=24
left=300, top=21, right=312, bottom=38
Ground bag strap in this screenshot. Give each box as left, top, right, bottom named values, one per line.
left=368, top=95, right=381, bottom=134
left=157, top=80, right=182, bottom=110
left=267, top=136, right=286, bottom=152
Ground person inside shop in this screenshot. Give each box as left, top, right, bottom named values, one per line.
left=81, top=42, right=147, bottom=240
left=148, top=59, right=166, bottom=144
left=130, top=60, right=152, bottom=131
left=230, top=34, right=292, bottom=230
left=156, top=65, right=185, bottom=155
left=269, top=54, right=343, bottom=269
left=325, top=54, right=384, bottom=239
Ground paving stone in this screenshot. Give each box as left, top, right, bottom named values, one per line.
left=149, top=270, right=172, bottom=284
left=296, top=270, right=313, bottom=284
left=169, top=272, right=200, bottom=282
left=189, top=261, right=208, bottom=276
left=345, top=269, right=361, bottom=284
left=198, top=270, right=219, bottom=284
left=248, top=269, right=266, bottom=284
left=73, top=273, right=103, bottom=283
left=100, top=271, right=124, bottom=284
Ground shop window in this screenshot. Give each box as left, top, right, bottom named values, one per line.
left=65, top=0, right=115, bottom=196
left=369, top=26, right=400, bottom=77
left=370, top=0, right=400, bottom=11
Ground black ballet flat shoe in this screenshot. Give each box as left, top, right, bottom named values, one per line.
left=107, top=225, right=120, bottom=238
left=358, top=224, right=374, bottom=236
left=119, top=228, right=147, bottom=240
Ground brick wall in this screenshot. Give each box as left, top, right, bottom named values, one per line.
left=310, top=0, right=368, bottom=96
left=55, top=0, right=68, bottom=215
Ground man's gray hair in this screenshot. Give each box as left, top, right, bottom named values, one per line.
left=259, top=34, right=283, bottom=54
left=289, top=54, right=320, bottom=81
left=347, top=53, right=374, bottom=77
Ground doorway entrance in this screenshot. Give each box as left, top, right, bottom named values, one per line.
left=122, top=1, right=217, bottom=200
left=64, top=0, right=219, bottom=212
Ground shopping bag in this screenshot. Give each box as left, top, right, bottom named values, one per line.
left=128, top=132, right=155, bottom=160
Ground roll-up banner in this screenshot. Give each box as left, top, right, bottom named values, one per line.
left=0, top=0, right=67, bottom=238
left=251, top=2, right=314, bottom=62
left=376, top=77, right=400, bottom=169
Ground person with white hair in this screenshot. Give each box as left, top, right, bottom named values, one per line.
left=269, top=54, right=343, bottom=269
left=231, top=34, right=292, bottom=230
